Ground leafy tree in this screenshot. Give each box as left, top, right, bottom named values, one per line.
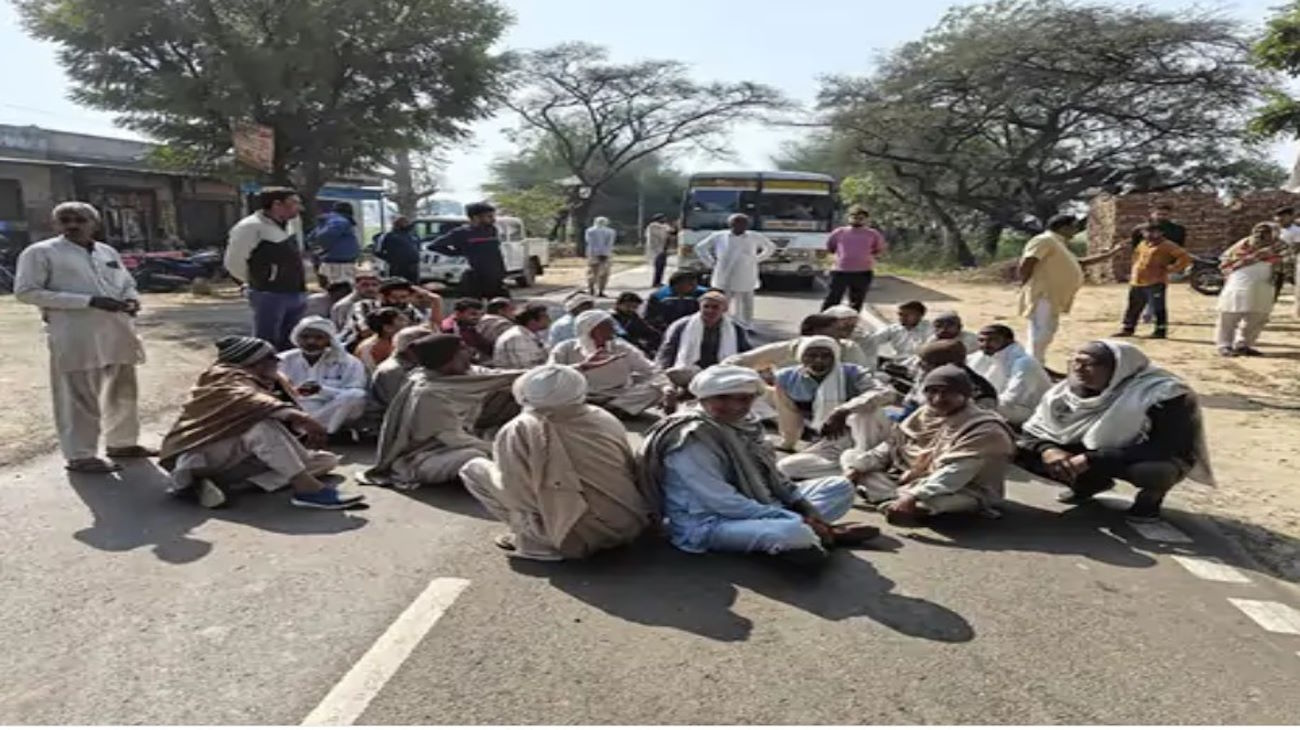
left=486, top=185, right=567, bottom=241
left=818, top=0, right=1271, bottom=265
left=18, top=0, right=512, bottom=208
left=375, top=147, right=447, bottom=217
left=503, top=42, right=787, bottom=252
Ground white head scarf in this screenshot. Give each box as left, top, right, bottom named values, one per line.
left=512, top=364, right=588, bottom=410
left=289, top=315, right=344, bottom=355
left=690, top=364, right=766, bottom=400
left=566, top=293, right=596, bottom=314
left=795, top=335, right=846, bottom=430
left=823, top=305, right=858, bottom=320
left=574, top=310, right=616, bottom=355
left=52, top=201, right=101, bottom=224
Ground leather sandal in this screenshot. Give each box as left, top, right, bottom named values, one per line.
left=65, top=457, right=122, bottom=473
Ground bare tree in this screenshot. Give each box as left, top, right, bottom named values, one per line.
left=504, top=42, right=790, bottom=252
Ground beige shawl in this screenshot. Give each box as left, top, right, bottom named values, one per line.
left=495, top=403, right=655, bottom=558
left=159, top=364, right=299, bottom=468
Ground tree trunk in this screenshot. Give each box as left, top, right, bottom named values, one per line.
left=391, top=149, right=419, bottom=216
left=923, top=194, right=977, bottom=268
left=572, top=195, right=595, bottom=257
left=980, top=221, right=1005, bottom=258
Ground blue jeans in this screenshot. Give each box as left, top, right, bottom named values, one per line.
left=249, top=289, right=307, bottom=351
left=704, top=477, right=855, bottom=554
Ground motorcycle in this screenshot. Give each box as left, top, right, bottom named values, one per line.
left=1188, top=254, right=1224, bottom=296
left=132, top=257, right=192, bottom=293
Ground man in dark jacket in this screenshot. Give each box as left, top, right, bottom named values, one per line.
left=310, top=201, right=362, bottom=284
left=430, top=201, right=506, bottom=300
left=644, top=271, right=709, bottom=329
left=375, top=216, right=422, bottom=283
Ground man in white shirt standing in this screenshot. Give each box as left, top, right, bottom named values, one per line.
left=694, top=213, right=775, bottom=330
left=584, top=216, right=617, bottom=297
left=14, top=202, right=153, bottom=472
left=224, top=188, right=307, bottom=350
left=644, top=213, right=673, bottom=288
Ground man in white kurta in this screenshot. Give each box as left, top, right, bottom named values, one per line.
left=693, top=213, right=775, bottom=329
left=14, top=202, right=152, bottom=472
left=549, top=310, right=670, bottom=417
left=966, top=324, right=1051, bottom=427
left=278, top=316, right=369, bottom=434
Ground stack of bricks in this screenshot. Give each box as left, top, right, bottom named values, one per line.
left=1086, top=190, right=1300, bottom=282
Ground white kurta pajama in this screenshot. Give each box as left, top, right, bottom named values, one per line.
left=693, top=229, right=775, bottom=327
left=14, top=236, right=146, bottom=461
left=966, top=342, right=1052, bottom=426
left=1216, top=260, right=1275, bottom=350
left=549, top=311, right=669, bottom=416
left=278, top=318, right=369, bottom=433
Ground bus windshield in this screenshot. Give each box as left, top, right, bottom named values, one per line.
left=757, top=193, right=836, bottom=233
left=683, top=189, right=751, bottom=230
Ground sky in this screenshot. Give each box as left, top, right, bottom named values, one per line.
left=0, top=0, right=1293, bottom=202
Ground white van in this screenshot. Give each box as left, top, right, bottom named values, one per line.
left=412, top=215, right=550, bottom=289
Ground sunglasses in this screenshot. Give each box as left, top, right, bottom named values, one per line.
left=58, top=216, right=89, bottom=224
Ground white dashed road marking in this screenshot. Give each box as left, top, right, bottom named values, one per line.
left=1170, top=556, right=1252, bottom=584
left=1128, top=520, right=1194, bottom=544
left=1228, top=599, right=1300, bottom=635
left=302, top=577, right=471, bottom=726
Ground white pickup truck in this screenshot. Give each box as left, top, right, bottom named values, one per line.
left=411, top=215, right=550, bottom=289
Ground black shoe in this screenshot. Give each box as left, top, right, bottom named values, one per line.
left=1057, top=489, right=1095, bottom=505
left=1112, top=330, right=1135, bottom=338
left=1147, top=330, right=1167, bottom=340
left=773, top=545, right=830, bottom=569
left=1126, top=506, right=1162, bottom=524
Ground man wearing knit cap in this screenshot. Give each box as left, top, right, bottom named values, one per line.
left=460, top=364, right=656, bottom=561
left=157, top=336, right=364, bottom=510
left=639, top=365, right=878, bottom=566
left=844, top=364, right=1014, bottom=525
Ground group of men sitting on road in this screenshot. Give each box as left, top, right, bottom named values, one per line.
left=157, top=275, right=1215, bottom=566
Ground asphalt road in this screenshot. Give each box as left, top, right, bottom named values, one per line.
left=1, top=267, right=1298, bottom=724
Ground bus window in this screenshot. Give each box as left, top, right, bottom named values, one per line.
left=757, top=194, right=836, bottom=232
left=683, top=189, right=763, bottom=230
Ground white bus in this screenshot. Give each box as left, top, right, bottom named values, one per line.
left=675, top=171, right=838, bottom=288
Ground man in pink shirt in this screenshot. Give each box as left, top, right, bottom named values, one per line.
left=822, top=206, right=887, bottom=311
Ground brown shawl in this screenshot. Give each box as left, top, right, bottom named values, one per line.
left=158, top=364, right=300, bottom=468
left=895, top=403, right=1014, bottom=478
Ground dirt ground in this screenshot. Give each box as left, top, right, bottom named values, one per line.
left=881, top=272, right=1300, bottom=581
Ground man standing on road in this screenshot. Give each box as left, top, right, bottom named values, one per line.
left=309, top=201, right=361, bottom=284
left=1115, top=223, right=1191, bottom=340
left=225, top=188, right=307, bottom=351
left=374, top=215, right=422, bottom=284
left=430, top=201, right=507, bottom=301
left=14, top=201, right=154, bottom=473
left=1018, top=215, right=1122, bottom=363
left=584, top=216, right=617, bottom=297
left=822, top=206, right=887, bottom=312
left=1129, top=203, right=1186, bottom=324
left=694, top=213, right=775, bottom=330
left=645, top=213, right=673, bottom=288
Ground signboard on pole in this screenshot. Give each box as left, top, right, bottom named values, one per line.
left=232, top=122, right=274, bottom=173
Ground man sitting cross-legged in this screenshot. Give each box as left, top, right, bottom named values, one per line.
left=844, top=364, right=1015, bottom=525
left=966, top=324, right=1052, bottom=428
left=364, top=334, right=521, bottom=489
left=549, top=310, right=673, bottom=418
left=656, top=290, right=752, bottom=390
left=725, top=312, right=870, bottom=374
left=1016, top=340, right=1214, bottom=523
left=640, top=365, right=879, bottom=566
left=365, top=325, right=436, bottom=423
left=459, top=364, right=658, bottom=561
left=278, top=317, right=369, bottom=436
left=158, top=336, right=365, bottom=510
left=861, top=300, right=933, bottom=368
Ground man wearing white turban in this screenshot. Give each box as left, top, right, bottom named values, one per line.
left=549, top=310, right=672, bottom=417
left=772, top=336, right=896, bottom=480
left=460, top=364, right=657, bottom=560
left=639, top=365, right=878, bottom=565
left=547, top=292, right=597, bottom=347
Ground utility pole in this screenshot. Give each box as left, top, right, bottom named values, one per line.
left=636, top=167, right=646, bottom=247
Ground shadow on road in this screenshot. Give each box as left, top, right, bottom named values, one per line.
left=67, top=460, right=368, bottom=564
left=510, top=539, right=975, bottom=644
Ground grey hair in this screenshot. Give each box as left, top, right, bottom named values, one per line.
left=593, top=216, right=610, bottom=227
left=728, top=213, right=750, bottom=225
left=52, top=201, right=100, bottom=223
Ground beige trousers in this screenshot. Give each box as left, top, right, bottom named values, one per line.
left=169, top=419, right=339, bottom=491
left=394, top=446, right=488, bottom=485
left=725, top=289, right=755, bottom=328
left=460, top=458, right=562, bottom=558
left=1025, top=297, right=1059, bottom=363
left=51, top=363, right=139, bottom=461
left=587, top=257, right=611, bottom=294
left=1215, top=311, right=1269, bottom=350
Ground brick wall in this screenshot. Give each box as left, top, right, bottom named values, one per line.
left=1086, top=190, right=1300, bottom=282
